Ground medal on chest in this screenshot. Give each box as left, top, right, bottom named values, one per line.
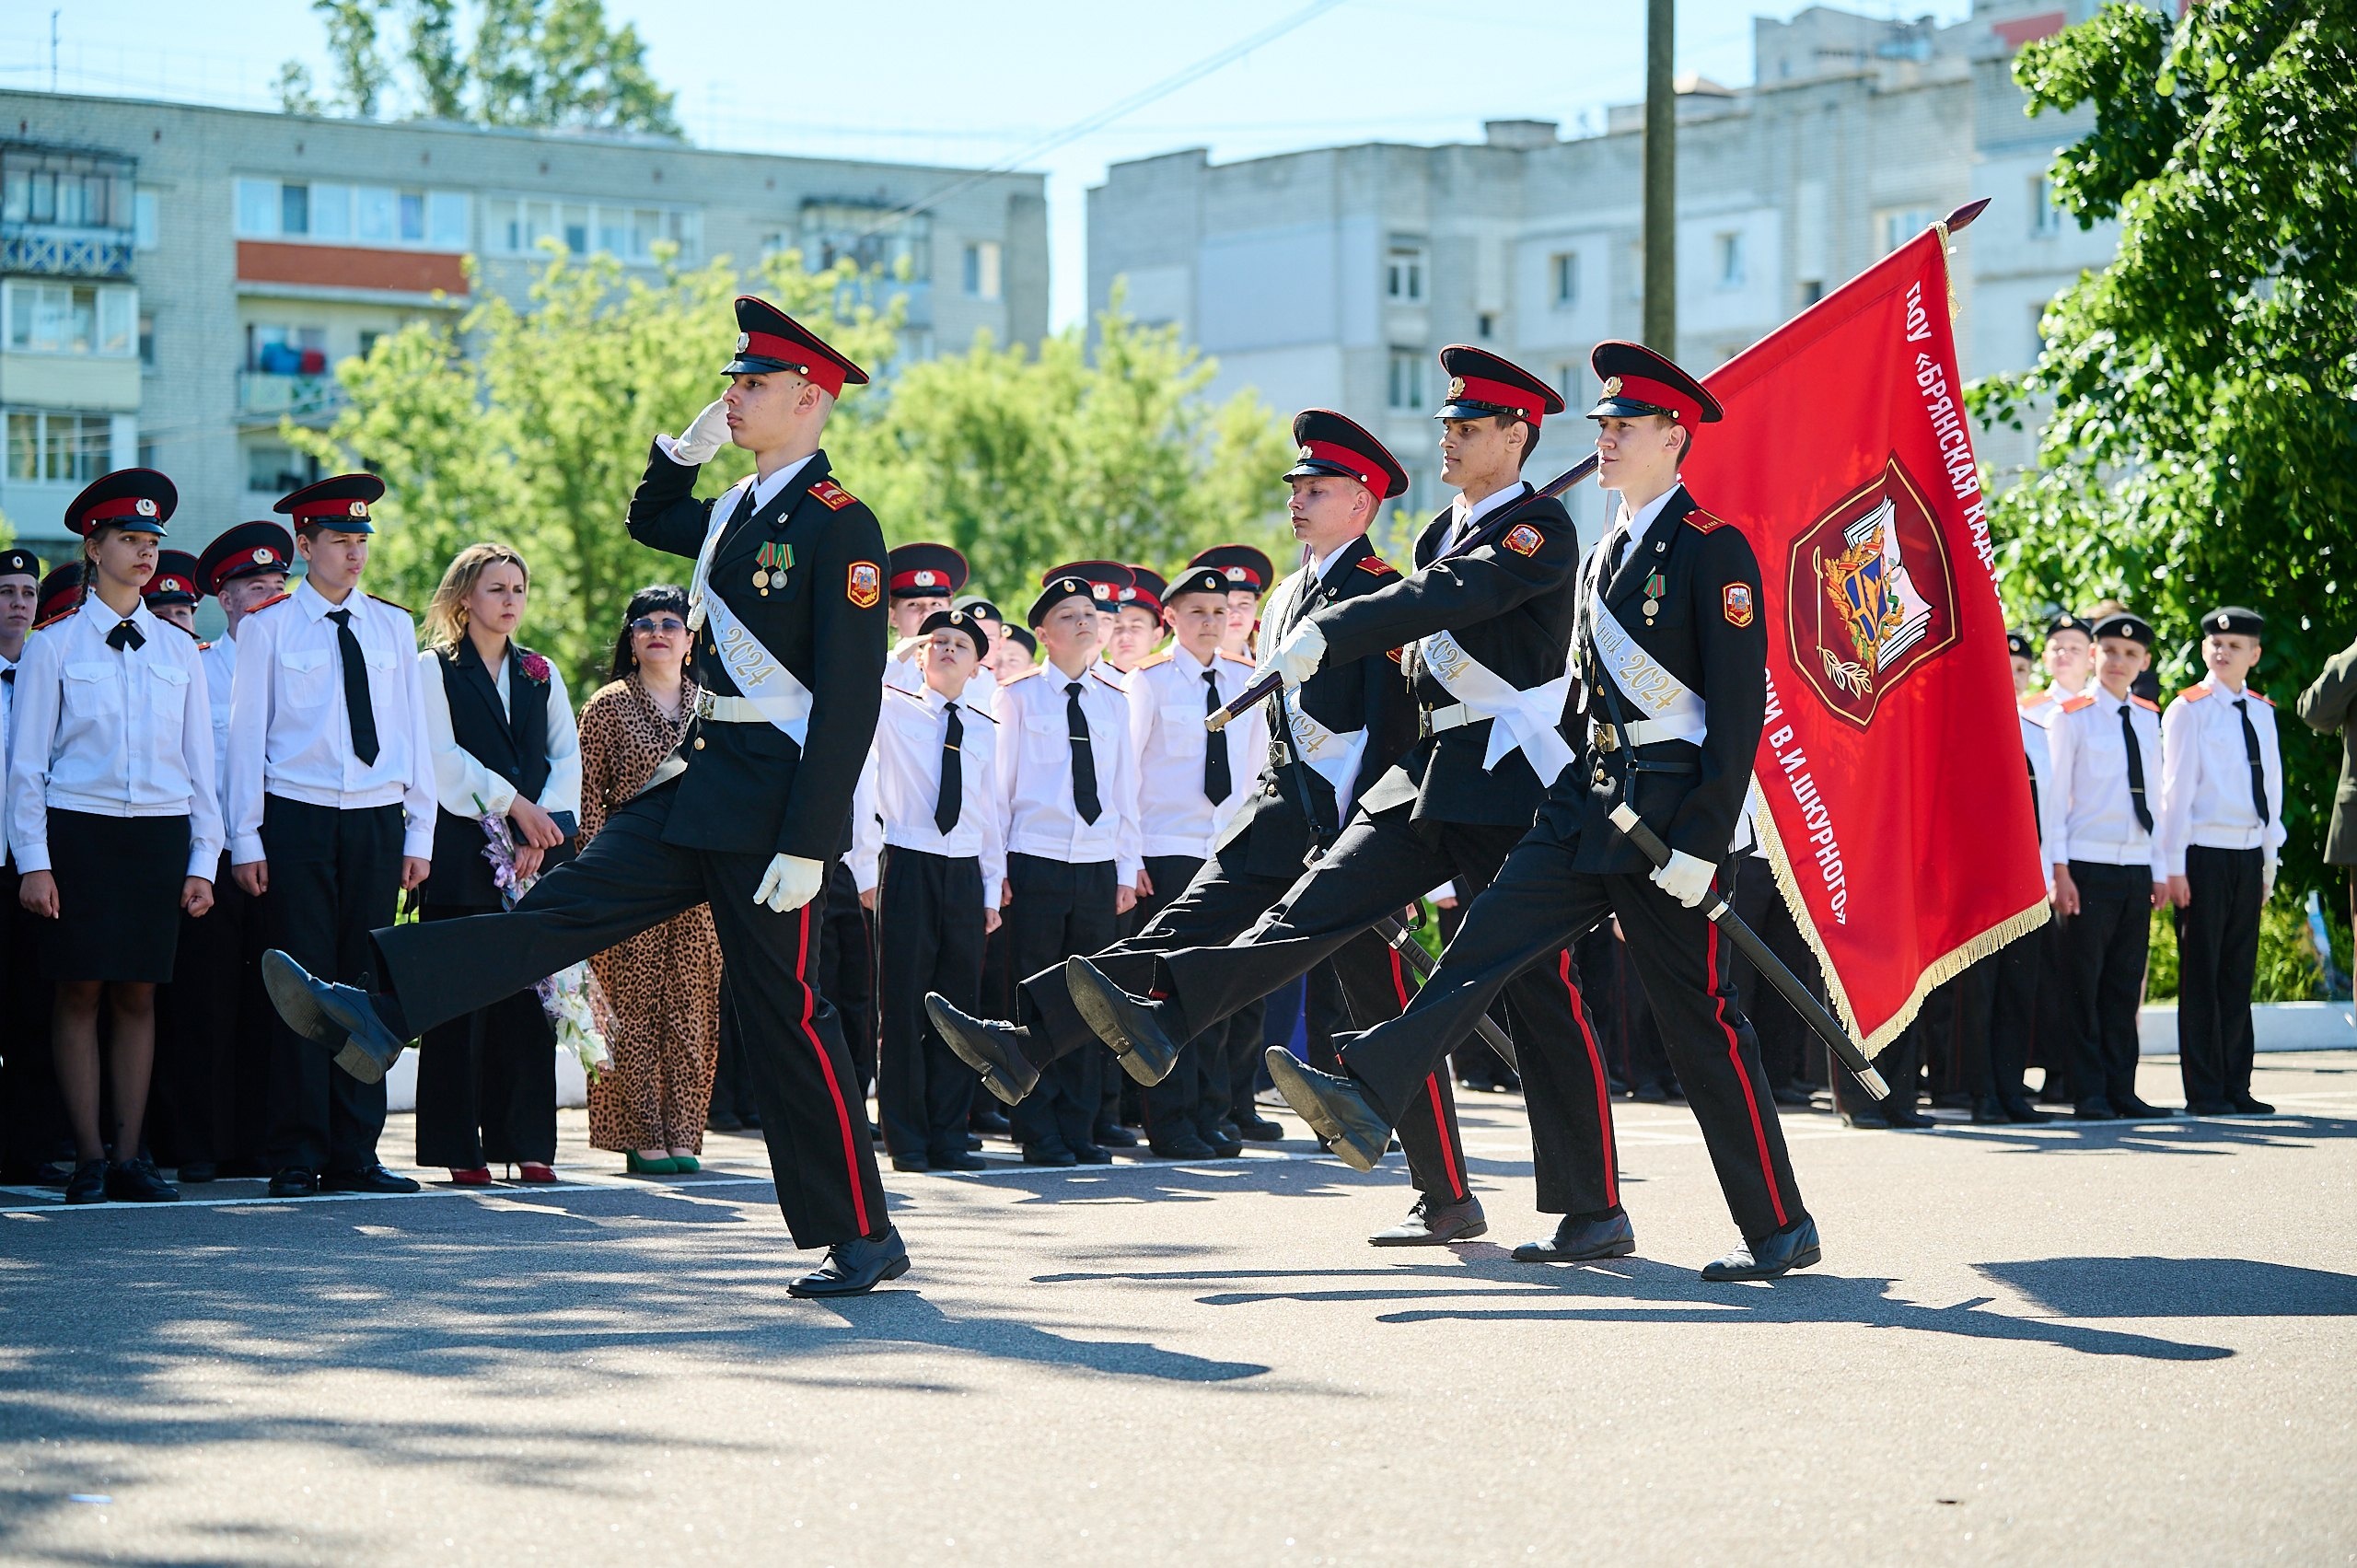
left=751, top=540, right=793, bottom=595
left=1643, top=571, right=1666, bottom=623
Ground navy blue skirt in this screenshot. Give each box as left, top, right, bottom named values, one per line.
left=39, top=809, right=192, bottom=982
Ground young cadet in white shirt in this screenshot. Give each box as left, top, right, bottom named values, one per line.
left=993, top=572, right=1142, bottom=1165
left=1122, top=564, right=1269, bottom=1156
left=2157, top=606, right=2285, bottom=1115
left=0, top=545, right=59, bottom=1186
left=6, top=470, right=218, bottom=1204
left=2019, top=610, right=2096, bottom=1101
left=2046, top=610, right=2173, bottom=1121
left=226, top=474, right=436, bottom=1198
left=852, top=609, right=1006, bottom=1171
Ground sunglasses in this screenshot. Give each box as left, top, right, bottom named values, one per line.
left=630, top=615, right=687, bottom=634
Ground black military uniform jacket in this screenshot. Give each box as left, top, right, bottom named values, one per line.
left=1214, top=533, right=1418, bottom=879
left=1553, top=482, right=1766, bottom=875
left=625, top=440, right=887, bottom=862
left=1312, top=482, right=1583, bottom=829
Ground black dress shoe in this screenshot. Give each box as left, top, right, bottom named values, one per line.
left=2184, top=1098, right=2236, bottom=1117
left=64, top=1159, right=108, bottom=1204
left=176, top=1160, right=219, bottom=1184
left=1883, top=1104, right=1936, bottom=1129
left=1631, top=1078, right=1678, bottom=1103
left=929, top=1148, right=987, bottom=1172
left=2074, top=1098, right=2119, bottom=1121
left=2229, top=1094, right=2275, bottom=1115
left=788, top=1228, right=911, bottom=1298
left=890, top=1153, right=931, bottom=1173
left=706, top=1109, right=744, bottom=1132
left=260, top=950, right=410, bottom=1085
left=964, top=1133, right=984, bottom=1151
left=1062, top=958, right=1182, bottom=1086
left=1149, top=1130, right=1216, bottom=1160
left=106, top=1157, right=180, bottom=1202
left=1999, top=1097, right=2049, bottom=1124
left=1369, top=1193, right=1489, bottom=1247
left=1511, top=1209, right=1637, bottom=1263
left=268, top=1166, right=319, bottom=1197
left=1021, top=1144, right=1078, bottom=1167
left=321, top=1163, right=422, bottom=1194
left=1970, top=1097, right=2008, bottom=1125
left=1263, top=1048, right=1388, bottom=1172
left=2115, top=1097, right=2176, bottom=1120
left=1196, top=1123, right=1245, bottom=1158
left=1071, top=1143, right=1112, bottom=1165
left=969, top=1107, right=1012, bottom=1136
left=1233, top=1109, right=1284, bottom=1142
left=1771, top=1082, right=1817, bottom=1109
left=1092, top=1122, right=1141, bottom=1149
left=1840, top=1107, right=1891, bottom=1130
left=923, top=993, right=1040, bottom=1104
left=1701, top=1214, right=1821, bottom=1282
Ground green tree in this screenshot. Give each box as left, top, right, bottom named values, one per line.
left=315, top=0, right=392, bottom=118
left=1969, top=0, right=2357, bottom=902
left=402, top=0, right=468, bottom=122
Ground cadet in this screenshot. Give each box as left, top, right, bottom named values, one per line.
left=1973, top=629, right=2062, bottom=1124
left=141, top=550, right=203, bottom=636
left=1192, top=544, right=1272, bottom=663
left=262, top=297, right=903, bottom=1295
left=883, top=542, right=970, bottom=693
left=6, top=470, right=219, bottom=1204
left=1108, top=567, right=1168, bottom=674
left=227, top=473, right=437, bottom=1198
left=2046, top=610, right=2173, bottom=1120
left=2157, top=607, right=2283, bottom=1115
left=853, top=608, right=1005, bottom=1170
left=1246, top=343, right=1821, bottom=1282
left=0, top=546, right=64, bottom=1187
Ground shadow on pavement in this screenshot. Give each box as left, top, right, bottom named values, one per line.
left=1941, top=1114, right=2357, bottom=1158
left=1976, top=1256, right=2357, bottom=1318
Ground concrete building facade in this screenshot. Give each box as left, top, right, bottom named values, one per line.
left=1087, top=0, right=2128, bottom=540
left=0, top=91, right=1049, bottom=559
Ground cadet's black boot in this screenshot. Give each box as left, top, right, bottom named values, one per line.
left=1062, top=958, right=1182, bottom=1086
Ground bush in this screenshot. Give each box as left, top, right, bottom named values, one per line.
left=2144, top=895, right=2343, bottom=1004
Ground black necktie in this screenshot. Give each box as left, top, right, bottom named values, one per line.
left=328, top=607, right=380, bottom=765
left=2119, top=702, right=2152, bottom=833
left=2025, top=745, right=2039, bottom=832
left=2235, top=697, right=2269, bottom=826
left=4, top=665, right=16, bottom=685
left=1202, top=669, right=1231, bottom=804
left=106, top=620, right=144, bottom=652
left=935, top=702, right=964, bottom=836
left=1065, top=680, right=1100, bottom=824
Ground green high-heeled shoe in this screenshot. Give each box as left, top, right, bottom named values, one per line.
left=668, top=1154, right=701, bottom=1173
left=626, top=1151, right=680, bottom=1176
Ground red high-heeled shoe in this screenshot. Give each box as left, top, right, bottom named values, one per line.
left=449, top=1167, right=493, bottom=1187
left=516, top=1162, right=558, bottom=1184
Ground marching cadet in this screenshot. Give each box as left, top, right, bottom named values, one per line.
left=261, top=296, right=905, bottom=1297
left=852, top=608, right=1005, bottom=1170
left=1121, top=564, right=1268, bottom=1157
left=926, top=410, right=1476, bottom=1241
left=1051, top=346, right=1620, bottom=1251
left=228, top=474, right=437, bottom=1198
left=1192, top=544, right=1273, bottom=663
left=1236, top=342, right=1822, bottom=1282
left=2046, top=610, right=2174, bottom=1121
left=6, top=470, right=219, bottom=1204
left=0, top=546, right=66, bottom=1187
left=1108, top=567, right=1168, bottom=674
left=2157, top=607, right=2284, bottom=1115
left=989, top=570, right=1143, bottom=1165
left=157, top=522, right=296, bottom=1183
left=141, top=550, right=203, bottom=636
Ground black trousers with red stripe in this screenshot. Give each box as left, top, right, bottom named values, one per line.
left=1016, top=836, right=1469, bottom=1202
left=373, top=782, right=888, bottom=1249
left=1338, top=824, right=1805, bottom=1240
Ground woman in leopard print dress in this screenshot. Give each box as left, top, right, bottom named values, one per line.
left=580, top=587, right=724, bottom=1171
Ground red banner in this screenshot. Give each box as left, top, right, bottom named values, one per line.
left=1684, top=226, right=2048, bottom=1051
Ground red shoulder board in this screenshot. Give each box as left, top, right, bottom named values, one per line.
left=1091, top=670, right=1127, bottom=693
left=1135, top=650, right=1174, bottom=670
left=247, top=592, right=293, bottom=614
left=1356, top=556, right=1399, bottom=577
left=999, top=665, right=1041, bottom=685
left=2060, top=694, right=2096, bottom=714
left=809, top=479, right=857, bottom=512
left=2177, top=684, right=2211, bottom=703
left=30, top=606, right=79, bottom=632
left=2017, top=689, right=2049, bottom=709
left=366, top=592, right=412, bottom=614
left=196, top=640, right=214, bottom=651
left=2131, top=694, right=2161, bottom=714
left=2249, top=690, right=2274, bottom=707
left=1218, top=652, right=1254, bottom=667
left=1685, top=508, right=1729, bottom=534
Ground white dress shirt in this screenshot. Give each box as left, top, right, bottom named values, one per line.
left=1442, top=480, right=1532, bottom=553
left=2017, top=676, right=2086, bottom=726
left=0, top=647, right=17, bottom=865
left=6, top=599, right=221, bottom=877
left=885, top=650, right=999, bottom=713
left=226, top=578, right=437, bottom=864
left=2156, top=672, right=2284, bottom=876
left=2020, top=709, right=2063, bottom=894
left=415, top=647, right=582, bottom=819
left=2046, top=684, right=2166, bottom=877
left=1127, top=643, right=1267, bottom=860
left=201, top=632, right=238, bottom=809
left=997, top=663, right=1142, bottom=882
left=850, top=680, right=1007, bottom=904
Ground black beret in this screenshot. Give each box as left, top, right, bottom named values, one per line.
left=920, top=607, right=990, bottom=659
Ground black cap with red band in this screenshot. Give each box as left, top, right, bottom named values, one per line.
left=1164, top=565, right=1231, bottom=604
left=275, top=472, right=385, bottom=533
left=1284, top=408, right=1409, bottom=499
left=888, top=541, right=969, bottom=599
left=1188, top=544, right=1274, bottom=597
left=1120, top=565, right=1168, bottom=618
left=723, top=295, right=870, bottom=396
left=1586, top=340, right=1724, bottom=431
left=1042, top=560, right=1134, bottom=610
left=197, top=521, right=296, bottom=595
left=1435, top=346, right=1564, bottom=427
left=143, top=550, right=203, bottom=607
left=65, top=469, right=177, bottom=537
left=35, top=563, right=83, bottom=624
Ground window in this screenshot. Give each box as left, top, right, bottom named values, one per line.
left=245, top=443, right=320, bottom=494
left=1876, top=206, right=1941, bottom=256
left=1798, top=278, right=1825, bottom=308
left=280, top=181, right=309, bottom=237
left=1387, top=245, right=1425, bottom=302
left=1550, top=251, right=1579, bottom=308
left=962, top=240, right=1002, bottom=300
left=1387, top=348, right=1424, bottom=411
left=357, top=329, right=383, bottom=359
left=134, top=190, right=159, bottom=250
left=236, top=178, right=277, bottom=237
left=1477, top=311, right=1496, bottom=340
left=1554, top=363, right=1585, bottom=409
left=2, top=162, right=127, bottom=228
left=792, top=202, right=930, bottom=279
left=1716, top=231, right=1746, bottom=288
left=2029, top=302, right=2049, bottom=361
left=310, top=182, right=352, bottom=240
left=427, top=192, right=469, bottom=249
left=246, top=322, right=328, bottom=375
left=484, top=197, right=698, bottom=262
left=5, top=410, right=114, bottom=484
left=138, top=312, right=156, bottom=370
left=4, top=281, right=138, bottom=356
left=235, top=179, right=471, bottom=251
left=2030, top=176, right=2063, bottom=238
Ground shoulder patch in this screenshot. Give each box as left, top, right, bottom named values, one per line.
left=1685, top=507, right=1729, bottom=534
left=846, top=561, right=881, bottom=609
left=2177, top=684, right=2211, bottom=703
left=2060, top=694, right=2097, bottom=715
left=808, top=479, right=857, bottom=512
left=2131, top=694, right=2161, bottom=714
left=1356, top=555, right=1399, bottom=577
left=1503, top=522, right=1543, bottom=558
left=366, top=592, right=412, bottom=614
left=1722, top=583, right=1756, bottom=628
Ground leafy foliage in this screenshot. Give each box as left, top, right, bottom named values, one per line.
left=1968, top=0, right=2357, bottom=902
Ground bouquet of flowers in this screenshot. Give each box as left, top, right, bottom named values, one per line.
left=479, top=804, right=615, bottom=1078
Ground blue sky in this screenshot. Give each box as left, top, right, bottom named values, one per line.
left=3, top=0, right=1973, bottom=328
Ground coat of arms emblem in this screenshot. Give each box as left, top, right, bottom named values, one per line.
left=1786, top=456, right=1957, bottom=727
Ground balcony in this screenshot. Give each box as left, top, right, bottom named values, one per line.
left=2, top=145, right=138, bottom=280
left=237, top=369, right=348, bottom=427
left=0, top=224, right=134, bottom=279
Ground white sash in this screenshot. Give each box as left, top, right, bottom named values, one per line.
left=686, top=480, right=813, bottom=744
left=1588, top=597, right=1708, bottom=746
left=1415, top=626, right=1576, bottom=786
left=1278, top=691, right=1369, bottom=804
left=685, top=477, right=751, bottom=635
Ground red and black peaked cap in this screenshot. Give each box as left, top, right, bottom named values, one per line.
left=66, top=468, right=177, bottom=537
left=1188, top=544, right=1274, bottom=596
left=144, top=549, right=203, bottom=606
left=1435, top=346, right=1564, bottom=427
left=1586, top=340, right=1724, bottom=432
left=276, top=472, right=386, bottom=534
left=888, top=542, right=970, bottom=599
left=723, top=295, right=870, bottom=396
left=1284, top=409, right=1409, bottom=499
left=197, top=521, right=296, bottom=595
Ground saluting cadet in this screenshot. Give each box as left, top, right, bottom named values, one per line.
left=140, top=550, right=203, bottom=636
left=6, top=470, right=219, bottom=1204
left=852, top=609, right=1006, bottom=1171
left=157, top=523, right=294, bottom=1183
left=990, top=572, right=1143, bottom=1165
left=1052, top=350, right=1618, bottom=1251
left=2046, top=610, right=2173, bottom=1121
left=228, top=473, right=436, bottom=1198
left=2157, top=607, right=2284, bottom=1115
left=1246, top=343, right=1823, bottom=1282
left=1108, top=567, right=1168, bottom=674
left=1192, top=544, right=1273, bottom=663
left=927, top=411, right=1478, bottom=1241
left=883, top=543, right=970, bottom=691
left=1120, top=565, right=1269, bottom=1157
left=261, top=296, right=905, bottom=1297
left=0, top=546, right=65, bottom=1187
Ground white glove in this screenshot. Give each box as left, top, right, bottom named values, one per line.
left=754, top=853, right=826, bottom=913
left=670, top=398, right=732, bottom=465
left=1254, top=619, right=1327, bottom=692
left=1650, top=848, right=1716, bottom=909
left=2262, top=858, right=2277, bottom=903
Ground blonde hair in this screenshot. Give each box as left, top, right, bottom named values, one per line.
left=424, top=542, right=530, bottom=649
